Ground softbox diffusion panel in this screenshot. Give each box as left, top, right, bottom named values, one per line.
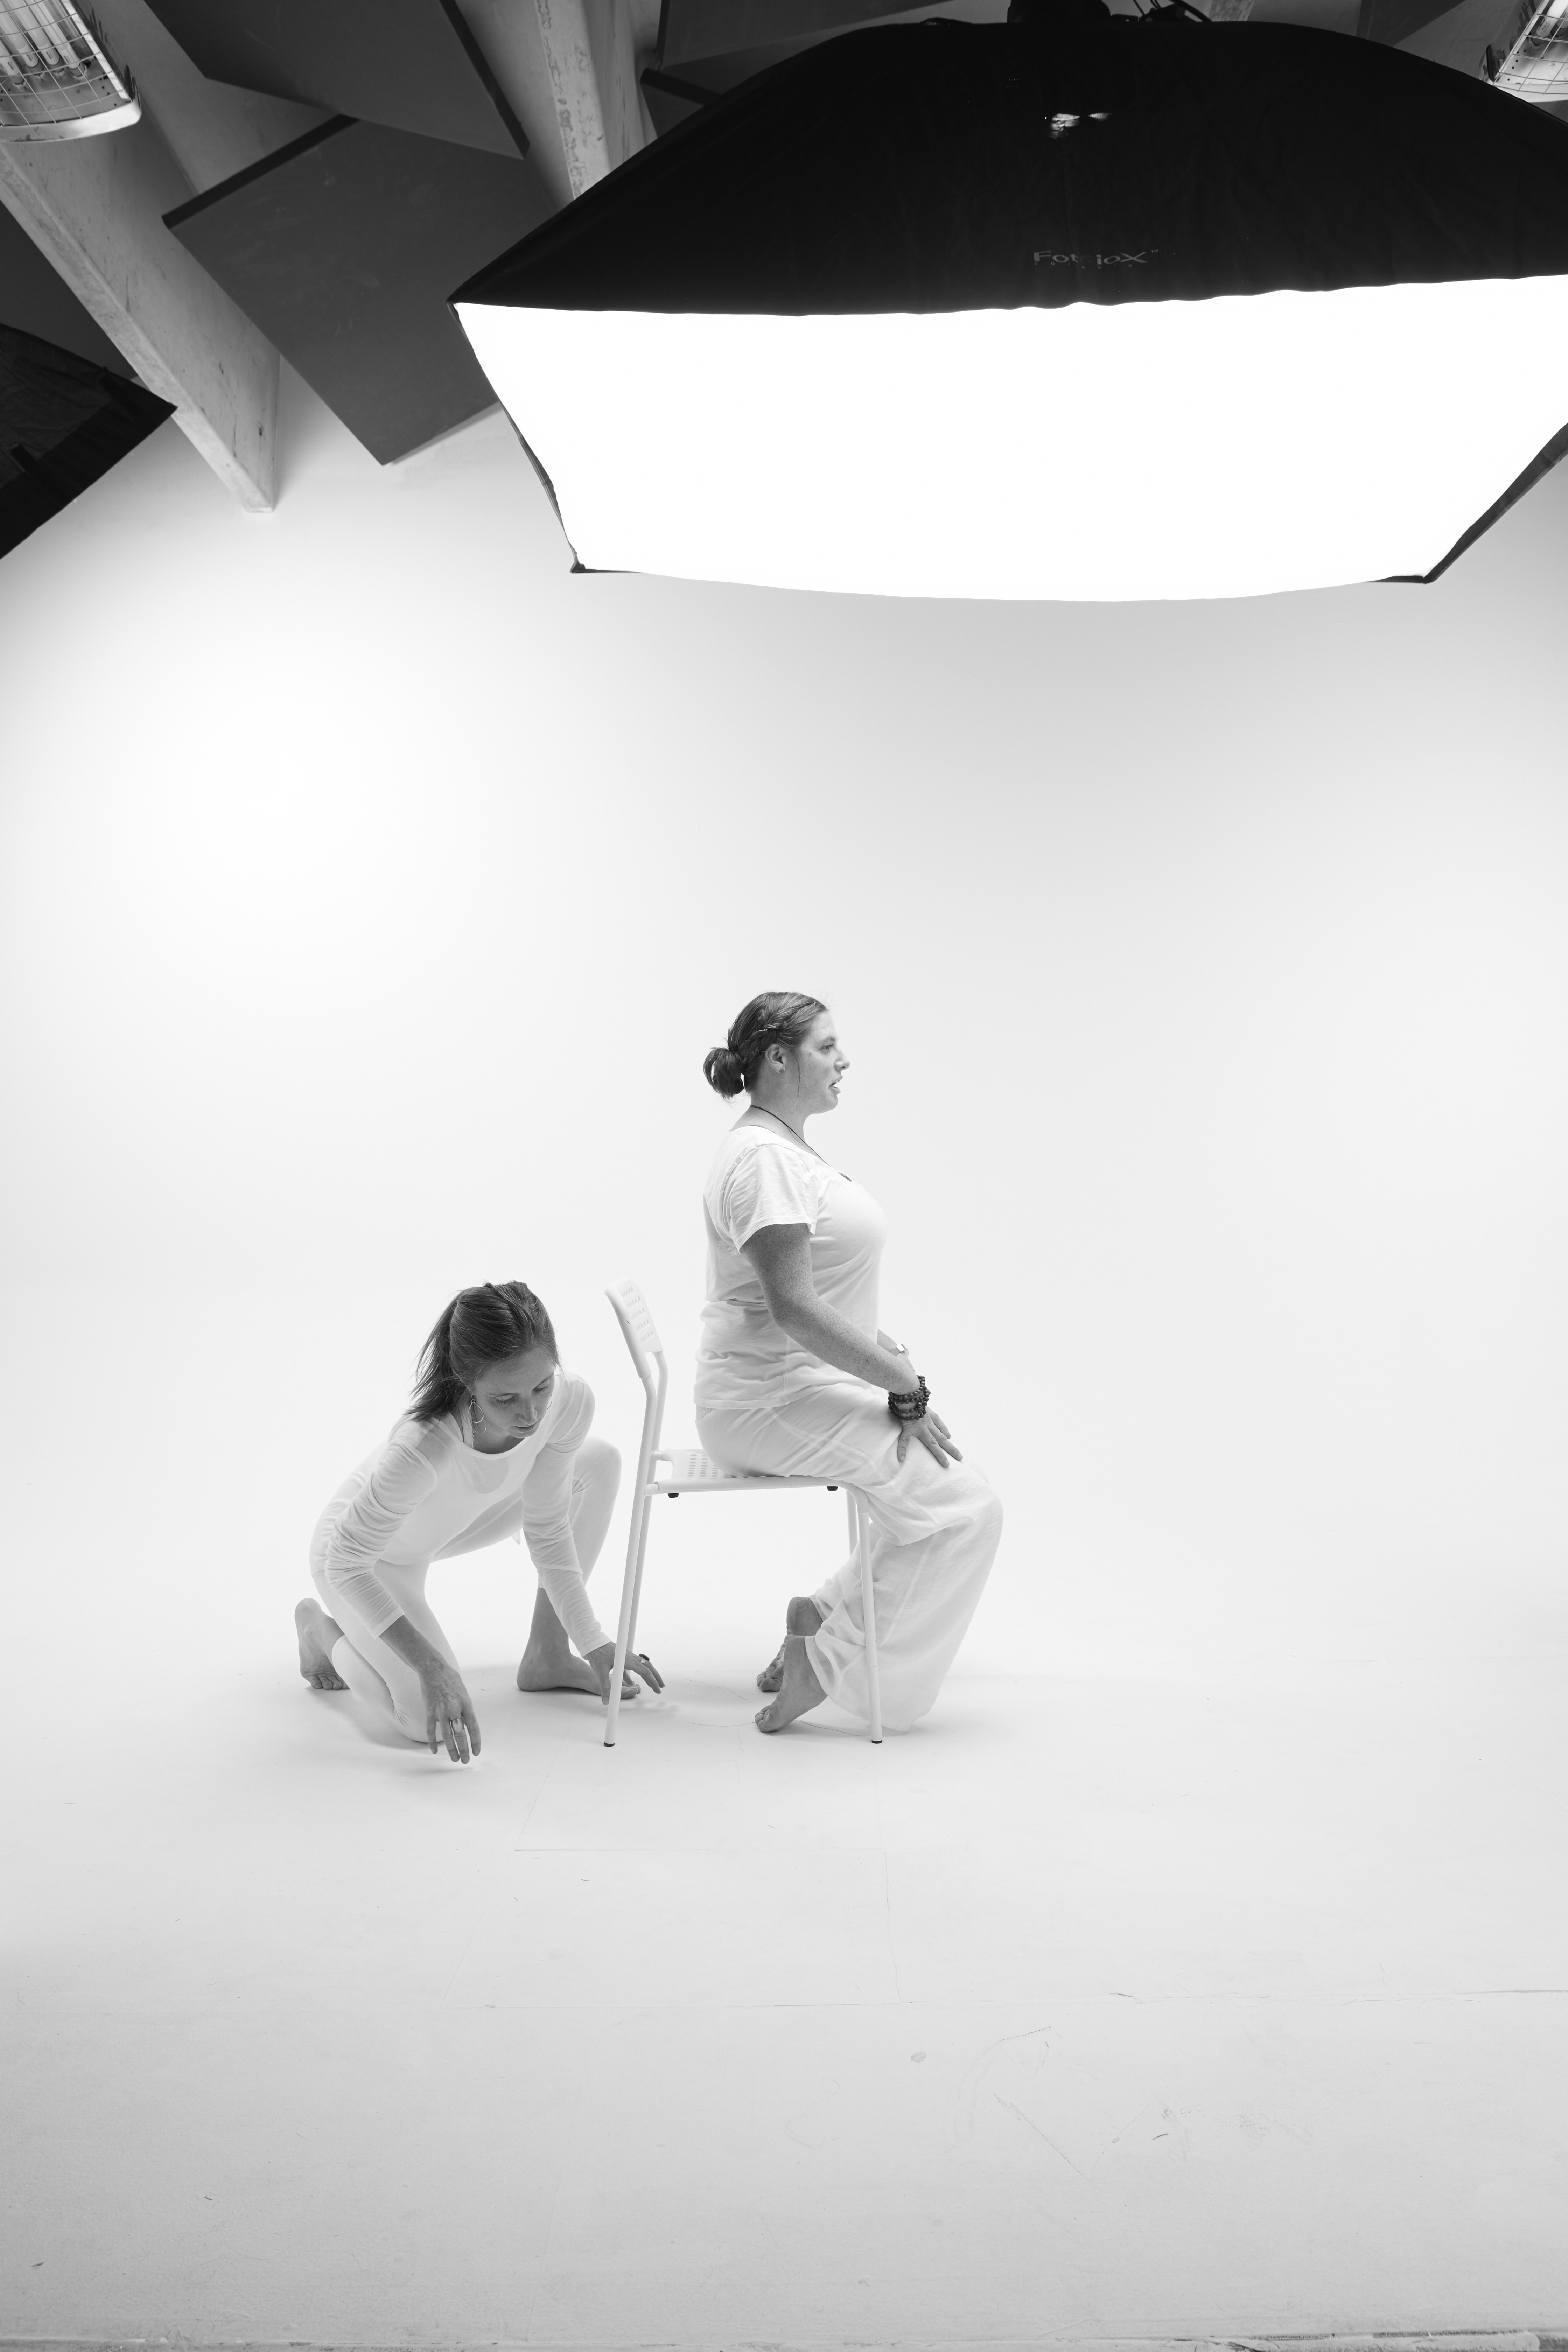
left=0, top=324, right=173, bottom=562
left=167, top=117, right=552, bottom=465
left=454, top=9, right=1568, bottom=600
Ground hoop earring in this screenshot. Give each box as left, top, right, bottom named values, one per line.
left=469, top=1399, right=487, bottom=1430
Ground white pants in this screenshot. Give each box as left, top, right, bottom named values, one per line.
left=696, top=1386, right=1002, bottom=1732
left=310, top=1436, right=620, bottom=1743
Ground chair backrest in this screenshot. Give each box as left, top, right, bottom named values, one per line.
left=605, top=1278, right=664, bottom=1381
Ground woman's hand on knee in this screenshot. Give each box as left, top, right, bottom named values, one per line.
left=897, top=1409, right=963, bottom=1470
left=584, top=1641, right=666, bottom=1703
left=421, top=1661, right=481, bottom=1763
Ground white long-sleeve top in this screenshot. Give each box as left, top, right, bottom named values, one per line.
left=310, top=1372, right=608, bottom=1655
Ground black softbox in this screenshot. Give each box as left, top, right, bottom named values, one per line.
left=454, top=6, right=1568, bottom=599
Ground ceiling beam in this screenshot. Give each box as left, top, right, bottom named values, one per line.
left=0, top=0, right=314, bottom=511
left=457, top=0, right=651, bottom=201
left=0, top=111, right=280, bottom=511
left=535, top=0, right=616, bottom=188
left=458, top=0, right=606, bottom=197
left=586, top=0, right=654, bottom=172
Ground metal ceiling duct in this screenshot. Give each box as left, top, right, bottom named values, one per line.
left=1489, top=0, right=1568, bottom=99
left=0, top=0, right=138, bottom=141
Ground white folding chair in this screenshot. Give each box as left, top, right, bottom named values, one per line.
left=602, top=1279, right=883, bottom=1748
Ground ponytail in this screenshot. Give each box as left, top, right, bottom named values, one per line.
left=409, top=1280, right=558, bottom=1423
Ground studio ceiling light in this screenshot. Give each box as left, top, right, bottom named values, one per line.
left=1489, top=0, right=1568, bottom=101
left=454, top=0, right=1568, bottom=603
left=0, top=0, right=138, bottom=141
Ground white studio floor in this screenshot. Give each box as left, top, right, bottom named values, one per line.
left=6, top=1395, right=1568, bottom=2350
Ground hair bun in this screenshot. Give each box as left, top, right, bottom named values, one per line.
left=704, top=1043, right=746, bottom=1099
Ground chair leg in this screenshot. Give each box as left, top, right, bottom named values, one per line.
left=604, top=1486, right=650, bottom=1749
left=851, top=1489, right=883, bottom=1745
left=625, top=1500, right=654, bottom=1664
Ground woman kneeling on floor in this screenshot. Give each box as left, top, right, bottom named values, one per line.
left=697, top=992, right=1003, bottom=1736
left=295, top=1279, right=662, bottom=1763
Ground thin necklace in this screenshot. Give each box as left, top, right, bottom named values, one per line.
left=750, top=1102, right=805, bottom=1143
left=748, top=1102, right=830, bottom=1162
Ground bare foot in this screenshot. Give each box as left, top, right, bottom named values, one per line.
left=296, top=1598, right=348, bottom=1691
left=755, top=1633, right=826, bottom=1733
left=517, top=1647, right=636, bottom=1699
left=757, top=1596, right=824, bottom=1692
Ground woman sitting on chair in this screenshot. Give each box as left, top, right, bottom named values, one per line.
left=295, top=1280, right=662, bottom=1764
left=697, top=993, right=1003, bottom=1735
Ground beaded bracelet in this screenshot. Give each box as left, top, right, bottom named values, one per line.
left=888, top=1376, right=930, bottom=1423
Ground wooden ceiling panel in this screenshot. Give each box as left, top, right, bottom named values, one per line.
left=146, top=0, right=530, bottom=157
left=167, top=118, right=552, bottom=463
left=1387, top=0, right=1532, bottom=71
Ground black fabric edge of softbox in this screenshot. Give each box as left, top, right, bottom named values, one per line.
left=451, top=16, right=1568, bottom=316
left=1, top=373, right=175, bottom=559
left=1384, top=415, right=1568, bottom=585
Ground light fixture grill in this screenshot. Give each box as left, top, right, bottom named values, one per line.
left=1490, top=0, right=1568, bottom=99
left=0, top=0, right=138, bottom=141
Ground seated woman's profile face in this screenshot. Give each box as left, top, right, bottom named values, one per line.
left=470, top=1344, right=557, bottom=1442
left=785, top=1013, right=848, bottom=1114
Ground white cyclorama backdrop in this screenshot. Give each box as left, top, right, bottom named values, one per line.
left=0, top=362, right=1566, bottom=1692
left=457, top=277, right=1568, bottom=599
left=5, top=365, right=1568, bottom=2351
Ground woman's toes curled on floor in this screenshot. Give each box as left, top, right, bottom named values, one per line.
left=755, top=1632, right=826, bottom=1733
left=757, top=1595, right=824, bottom=1691
left=295, top=1598, right=348, bottom=1690
left=517, top=1647, right=638, bottom=1699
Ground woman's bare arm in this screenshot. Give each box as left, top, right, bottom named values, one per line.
left=743, top=1226, right=922, bottom=1391
left=742, top=1226, right=962, bottom=1469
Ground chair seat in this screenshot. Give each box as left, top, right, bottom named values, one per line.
left=603, top=1278, right=882, bottom=1742
left=651, top=1448, right=840, bottom=1495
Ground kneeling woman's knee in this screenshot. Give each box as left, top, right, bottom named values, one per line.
left=581, top=1420, right=621, bottom=1496
left=579, top=1435, right=622, bottom=1491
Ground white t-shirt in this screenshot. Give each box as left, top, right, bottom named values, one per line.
left=312, top=1371, right=607, bottom=1654
left=696, top=1126, right=887, bottom=1412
